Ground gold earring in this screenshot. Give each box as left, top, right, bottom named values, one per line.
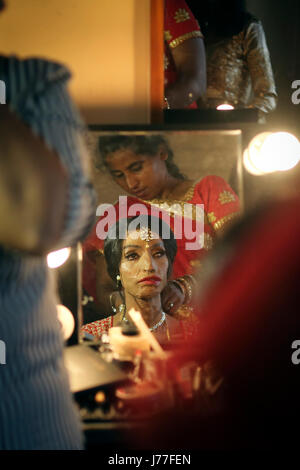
left=116, top=274, right=122, bottom=289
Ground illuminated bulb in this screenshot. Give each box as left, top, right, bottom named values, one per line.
left=243, top=132, right=300, bottom=175
left=47, top=247, right=71, bottom=269
left=261, top=132, right=300, bottom=172
left=246, top=132, right=273, bottom=175
left=243, top=148, right=264, bottom=175
left=95, top=391, right=106, bottom=404
left=56, top=304, right=75, bottom=340
left=216, top=103, right=234, bottom=110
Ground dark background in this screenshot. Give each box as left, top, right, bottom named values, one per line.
left=187, top=0, right=300, bottom=135
left=247, top=0, right=300, bottom=133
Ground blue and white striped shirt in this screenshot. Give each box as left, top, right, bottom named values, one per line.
left=0, top=56, right=96, bottom=450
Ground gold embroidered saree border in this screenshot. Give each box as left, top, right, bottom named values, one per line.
left=145, top=180, right=197, bottom=206
left=169, top=30, right=203, bottom=49
left=213, top=212, right=240, bottom=231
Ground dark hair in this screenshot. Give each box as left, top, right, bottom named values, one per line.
left=97, top=134, right=185, bottom=180
left=104, top=215, right=177, bottom=283
left=187, top=0, right=255, bottom=38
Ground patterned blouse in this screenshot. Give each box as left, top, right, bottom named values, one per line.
left=199, top=17, right=277, bottom=113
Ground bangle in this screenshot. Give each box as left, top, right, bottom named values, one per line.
left=185, top=274, right=197, bottom=291
left=175, top=276, right=193, bottom=304
left=172, top=279, right=185, bottom=296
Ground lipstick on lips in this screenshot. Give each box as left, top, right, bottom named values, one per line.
left=138, top=276, right=161, bottom=286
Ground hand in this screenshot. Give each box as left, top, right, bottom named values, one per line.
left=161, top=281, right=185, bottom=315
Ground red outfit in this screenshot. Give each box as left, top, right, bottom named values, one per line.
left=157, top=196, right=300, bottom=449
left=82, top=176, right=240, bottom=339
left=164, top=0, right=203, bottom=108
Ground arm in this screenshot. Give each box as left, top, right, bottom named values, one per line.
left=2, top=58, right=96, bottom=254
left=165, top=37, right=206, bottom=108
left=164, top=0, right=206, bottom=108
left=245, top=21, right=277, bottom=114
left=0, top=105, right=67, bottom=254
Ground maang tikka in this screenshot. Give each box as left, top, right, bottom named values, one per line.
left=139, top=227, right=155, bottom=248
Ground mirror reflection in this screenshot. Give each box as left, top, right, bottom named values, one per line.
left=81, top=130, right=242, bottom=342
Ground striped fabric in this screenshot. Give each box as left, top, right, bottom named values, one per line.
left=0, top=56, right=96, bottom=449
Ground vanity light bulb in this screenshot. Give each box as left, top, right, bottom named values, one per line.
left=56, top=304, right=75, bottom=340
left=216, top=103, right=234, bottom=110
left=47, top=247, right=71, bottom=269
left=244, top=132, right=300, bottom=175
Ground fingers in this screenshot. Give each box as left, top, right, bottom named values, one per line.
left=161, top=281, right=186, bottom=314
left=162, top=294, right=182, bottom=314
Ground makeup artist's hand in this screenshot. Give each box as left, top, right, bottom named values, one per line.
left=161, top=281, right=185, bottom=315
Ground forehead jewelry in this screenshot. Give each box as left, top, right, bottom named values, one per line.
left=139, top=227, right=155, bottom=247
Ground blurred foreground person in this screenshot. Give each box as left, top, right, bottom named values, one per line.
left=136, top=192, right=300, bottom=449
left=0, top=1, right=95, bottom=449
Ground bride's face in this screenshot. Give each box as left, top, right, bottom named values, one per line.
left=119, top=229, right=169, bottom=300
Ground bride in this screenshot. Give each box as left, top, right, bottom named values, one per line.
left=82, top=215, right=196, bottom=343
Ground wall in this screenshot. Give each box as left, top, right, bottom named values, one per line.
left=0, top=0, right=151, bottom=124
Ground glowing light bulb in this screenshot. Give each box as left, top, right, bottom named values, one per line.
left=216, top=103, right=234, bottom=110
left=47, top=247, right=71, bottom=269
left=243, top=148, right=264, bottom=175
left=243, top=132, right=300, bottom=175
left=57, top=304, right=75, bottom=340
left=262, top=132, right=300, bottom=172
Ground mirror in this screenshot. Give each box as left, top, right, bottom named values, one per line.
left=81, top=128, right=243, bottom=328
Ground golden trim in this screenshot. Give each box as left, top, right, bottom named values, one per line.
left=169, top=31, right=203, bottom=49
left=146, top=180, right=197, bottom=205
left=204, top=232, right=214, bottom=251
left=164, top=30, right=172, bottom=42
left=207, top=212, right=217, bottom=224
left=213, top=212, right=240, bottom=231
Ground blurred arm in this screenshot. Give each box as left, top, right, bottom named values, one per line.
left=0, top=105, right=67, bottom=255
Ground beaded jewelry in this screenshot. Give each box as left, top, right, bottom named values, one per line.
left=150, top=311, right=166, bottom=331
